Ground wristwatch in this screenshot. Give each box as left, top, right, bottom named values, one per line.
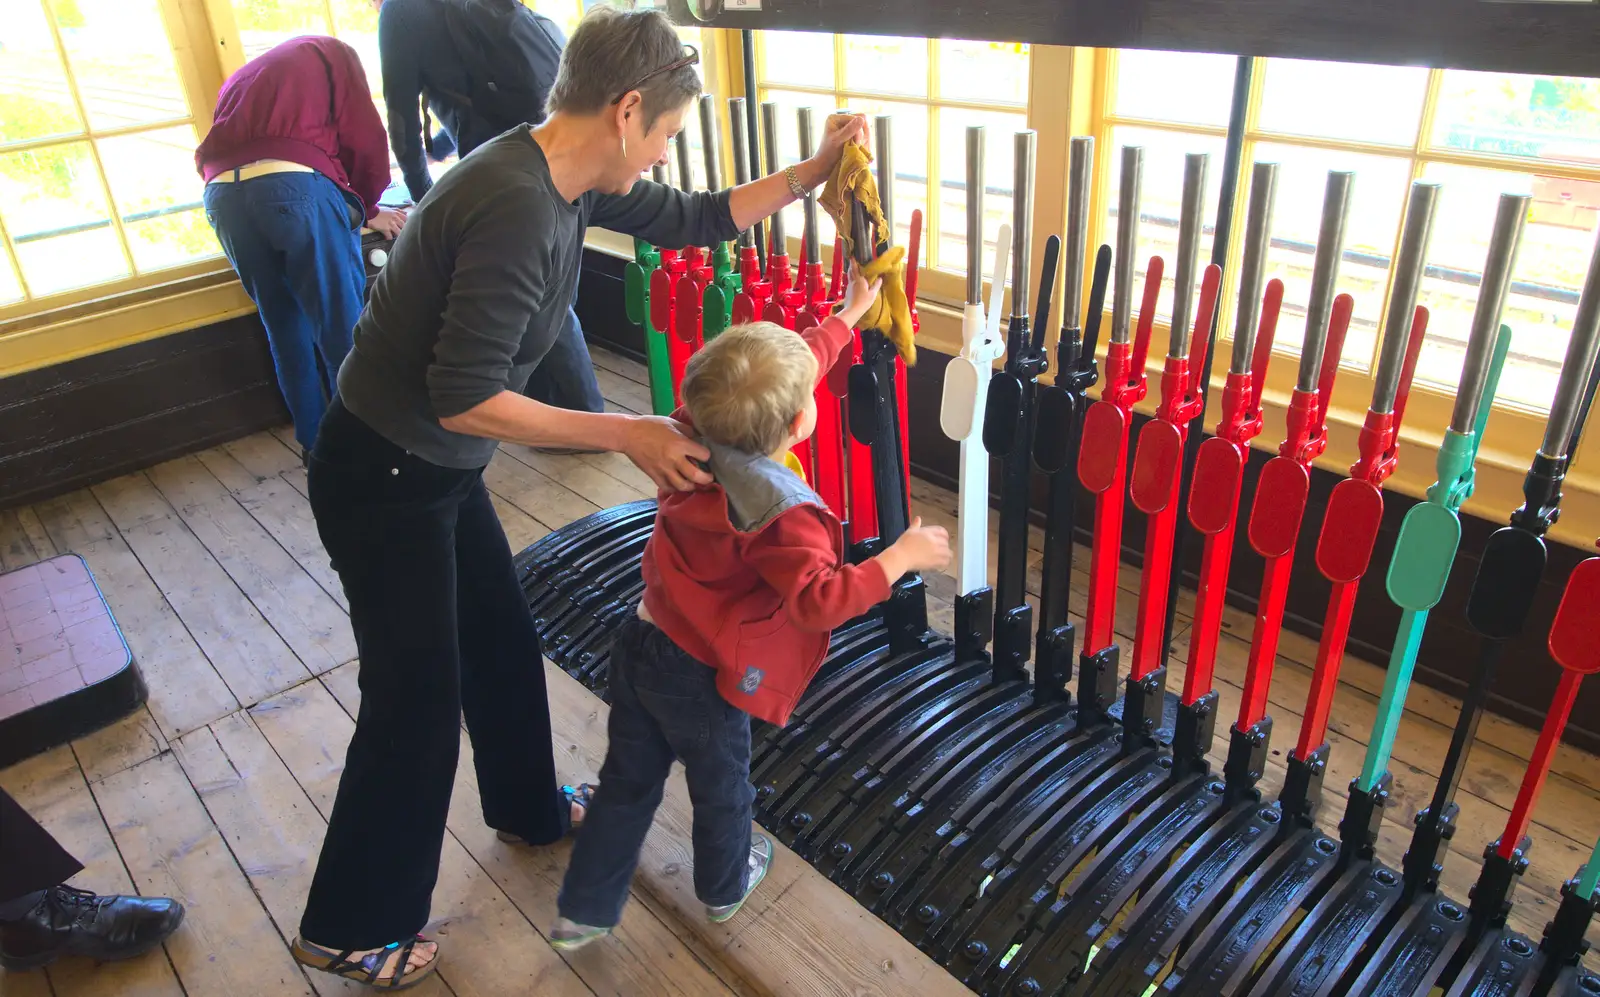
left=784, top=165, right=807, bottom=200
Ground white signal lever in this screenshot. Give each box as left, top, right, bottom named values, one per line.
left=939, top=223, right=1011, bottom=597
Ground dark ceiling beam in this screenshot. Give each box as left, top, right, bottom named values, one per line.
left=667, top=0, right=1600, bottom=78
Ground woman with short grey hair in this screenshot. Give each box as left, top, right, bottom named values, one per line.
left=289, top=6, right=866, bottom=989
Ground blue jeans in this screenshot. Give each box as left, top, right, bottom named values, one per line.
left=557, top=618, right=755, bottom=927
left=522, top=305, right=606, bottom=414
left=204, top=172, right=366, bottom=452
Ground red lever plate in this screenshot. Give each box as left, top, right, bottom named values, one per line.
left=650, top=268, right=674, bottom=332
left=764, top=300, right=790, bottom=327
left=1188, top=438, right=1246, bottom=535
left=732, top=293, right=755, bottom=325
left=1248, top=457, right=1311, bottom=558
left=1550, top=557, right=1600, bottom=675
left=1130, top=420, right=1183, bottom=515
left=1316, top=478, right=1384, bottom=583
left=1078, top=401, right=1128, bottom=494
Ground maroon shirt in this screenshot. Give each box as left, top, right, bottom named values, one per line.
left=195, top=36, right=391, bottom=222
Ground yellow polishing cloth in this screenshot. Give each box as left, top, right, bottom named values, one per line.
left=818, top=141, right=916, bottom=366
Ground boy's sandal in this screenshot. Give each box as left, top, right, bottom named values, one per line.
left=496, top=783, right=596, bottom=844
left=291, top=935, right=439, bottom=990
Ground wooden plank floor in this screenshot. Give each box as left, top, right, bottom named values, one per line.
left=1, top=345, right=1596, bottom=995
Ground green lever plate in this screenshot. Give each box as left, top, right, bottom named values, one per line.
left=624, top=261, right=646, bottom=327
left=703, top=284, right=728, bottom=341
left=1385, top=502, right=1463, bottom=611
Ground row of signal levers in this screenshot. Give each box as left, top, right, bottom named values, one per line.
left=517, top=96, right=1600, bottom=997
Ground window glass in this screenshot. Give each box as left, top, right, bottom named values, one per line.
left=0, top=0, right=81, bottom=143
left=936, top=40, right=1029, bottom=106
left=934, top=108, right=1025, bottom=282
left=756, top=88, right=837, bottom=256
left=1432, top=71, right=1600, bottom=168
left=841, top=35, right=927, bottom=98
left=1100, top=126, right=1228, bottom=335
left=758, top=30, right=835, bottom=91
left=0, top=141, right=130, bottom=296
left=1415, top=162, right=1594, bottom=412
left=231, top=0, right=329, bottom=62
left=1258, top=58, right=1427, bottom=146
left=55, top=0, right=191, bottom=128
left=1250, top=143, right=1413, bottom=374
left=1111, top=49, right=1235, bottom=128
left=98, top=126, right=219, bottom=272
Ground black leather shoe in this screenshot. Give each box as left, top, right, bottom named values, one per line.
left=0, top=886, right=185, bottom=971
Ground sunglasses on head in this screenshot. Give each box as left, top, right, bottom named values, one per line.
left=611, top=44, right=700, bottom=105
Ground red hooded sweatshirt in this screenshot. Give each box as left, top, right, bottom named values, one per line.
left=640, top=316, right=892, bottom=726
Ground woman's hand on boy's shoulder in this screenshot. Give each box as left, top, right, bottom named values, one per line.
left=623, top=415, right=713, bottom=492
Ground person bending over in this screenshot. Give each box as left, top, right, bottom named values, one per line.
left=289, top=6, right=868, bottom=989
left=551, top=275, right=952, bottom=949
left=197, top=35, right=407, bottom=459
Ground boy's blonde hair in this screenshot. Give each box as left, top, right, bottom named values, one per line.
left=682, top=322, right=818, bottom=455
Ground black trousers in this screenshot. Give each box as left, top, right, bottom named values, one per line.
left=299, top=398, right=564, bottom=950
left=0, top=787, right=81, bottom=916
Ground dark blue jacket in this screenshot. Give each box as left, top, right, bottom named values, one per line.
left=377, top=0, right=564, bottom=202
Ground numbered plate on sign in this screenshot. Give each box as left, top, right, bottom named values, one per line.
left=1465, top=527, right=1548, bottom=640
left=941, top=355, right=983, bottom=441
left=983, top=374, right=1023, bottom=457
left=1248, top=456, right=1311, bottom=558
left=1549, top=557, right=1600, bottom=674
left=1078, top=401, right=1128, bottom=495
left=1317, top=478, right=1384, bottom=583
left=1187, top=437, right=1246, bottom=535
left=1129, top=420, right=1183, bottom=515
left=1386, top=501, right=1463, bottom=612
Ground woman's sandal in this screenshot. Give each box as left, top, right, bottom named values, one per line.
left=291, top=935, right=439, bottom=990
left=496, top=783, right=596, bottom=845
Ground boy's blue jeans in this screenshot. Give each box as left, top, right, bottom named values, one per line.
left=557, top=617, right=756, bottom=928
left=203, top=172, right=365, bottom=453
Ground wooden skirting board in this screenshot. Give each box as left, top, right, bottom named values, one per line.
left=544, top=656, right=987, bottom=997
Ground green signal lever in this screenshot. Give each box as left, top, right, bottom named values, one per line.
left=628, top=164, right=675, bottom=415
left=1357, top=182, right=1502, bottom=809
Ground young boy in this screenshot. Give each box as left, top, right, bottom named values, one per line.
left=552, top=273, right=952, bottom=948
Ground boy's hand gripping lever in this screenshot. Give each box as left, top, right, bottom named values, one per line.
left=1400, top=195, right=1544, bottom=907
left=1282, top=172, right=1426, bottom=824
left=938, top=124, right=1009, bottom=663
left=728, top=97, right=774, bottom=326
left=1126, top=152, right=1215, bottom=745
left=1172, top=161, right=1284, bottom=777
left=981, top=130, right=1052, bottom=685
left=1031, top=136, right=1109, bottom=705
left=759, top=101, right=796, bottom=327
left=1077, top=145, right=1154, bottom=720
left=1455, top=225, right=1600, bottom=961
left=629, top=163, right=676, bottom=415
left=845, top=116, right=920, bottom=556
